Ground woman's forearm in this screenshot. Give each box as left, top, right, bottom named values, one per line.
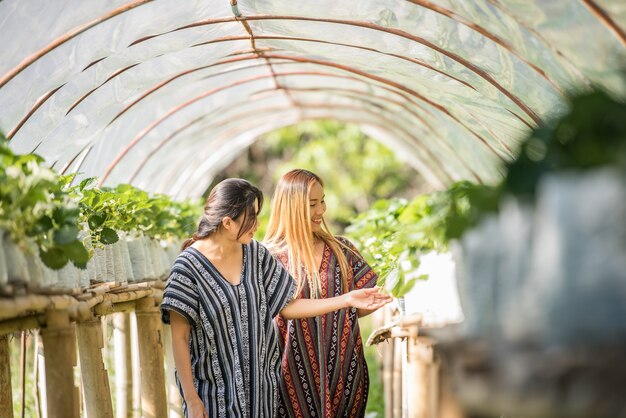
left=170, top=314, right=200, bottom=403
left=280, top=294, right=349, bottom=319
left=280, top=287, right=391, bottom=319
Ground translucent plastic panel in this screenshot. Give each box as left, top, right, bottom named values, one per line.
left=0, top=0, right=624, bottom=198
left=0, top=0, right=235, bottom=133
left=124, top=91, right=295, bottom=190
left=11, top=30, right=248, bottom=159
left=477, top=0, right=626, bottom=94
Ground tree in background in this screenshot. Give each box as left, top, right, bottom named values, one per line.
left=210, top=120, right=431, bottom=235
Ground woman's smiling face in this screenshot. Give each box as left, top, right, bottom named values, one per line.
left=309, top=181, right=326, bottom=232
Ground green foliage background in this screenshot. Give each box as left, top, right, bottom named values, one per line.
left=210, top=120, right=430, bottom=236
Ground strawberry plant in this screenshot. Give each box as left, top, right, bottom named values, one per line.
left=0, top=134, right=89, bottom=269
left=346, top=181, right=499, bottom=297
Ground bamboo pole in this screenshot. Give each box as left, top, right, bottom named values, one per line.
left=77, top=319, right=114, bottom=418
left=20, top=332, right=26, bottom=418
left=0, top=294, right=75, bottom=321
left=382, top=307, right=394, bottom=418
left=131, top=313, right=141, bottom=418
left=40, top=310, right=79, bottom=418
left=162, top=324, right=183, bottom=418
left=135, top=298, right=168, bottom=418
left=406, top=334, right=437, bottom=418
left=0, top=334, right=13, bottom=418
left=35, top=333, right=46, bottom=418
left=0, top=282, right=162, bottom=324
left=94, top=289, right=161, bottom=316
left=0, top=314, right=45, bottom=336
left=393, top=335, right=403, bottom=418
left=436, top=352, right=465, bottom=418
left=113, top=313, right=133, bottom=418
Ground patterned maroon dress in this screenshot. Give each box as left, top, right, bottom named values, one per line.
left=274, top=237, right=378, bottom=418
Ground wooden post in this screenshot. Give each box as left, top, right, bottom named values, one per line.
left=393, top=336, right=403, bottom=418
left=113, top=313, right=133, bottom=418
left=162, top=324, right=183, bottom=418
left=131, top=313, right=141, bottom=418
left=382, top=307, right=394, bottom=418
left=436, top=355, right=466, bottom=418
left=406, top=333, right=437, bottom=418
left=0, top=334, right=13, bottom=418
left=35, top=333, right=47, bottom=418
left=135, top=298, right=167, bottom=418
left=77, top=319, right=114, bottom=418
left=41, top=310, right=79, bottom=418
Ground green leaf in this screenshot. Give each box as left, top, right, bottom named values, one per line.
left=396, top=276, right=420, bottom=298
left=72, top=260, right=88, bottom=269
left=53, top=224, right=79, bottom=245
left=100, top=227, right=119, bottom=244
left=79, top=177, right=98, bottom=190
left=40, top=247, right=69, bottom=270
left=21, top=188, right=48, bottom=207
left=88, top=212, right=106, bottom=229
left=33, top=216, right=54, bottom=234
left=61, top=240, right=90, bottom=264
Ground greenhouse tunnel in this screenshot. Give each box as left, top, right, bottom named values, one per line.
left=1, top=0, right=624, bottom=197
left=1, top=0, right=626, bottom=418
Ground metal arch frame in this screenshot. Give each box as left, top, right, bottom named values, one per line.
left=139, top=14, right=547, bottom=123
left=8, top=25, right=536, bottom=147
left=145, top=107, right=450, bottom=199
left=93, top=55, right=513, bottom=185
left=125, top=83, right=489, bottom=186
left=10, top=33, right=525, bottom=180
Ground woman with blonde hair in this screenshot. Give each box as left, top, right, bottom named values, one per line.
left=265, top=169, right=382, bottom=418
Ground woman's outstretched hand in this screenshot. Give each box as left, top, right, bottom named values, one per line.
left=280, top=286, right=393, bottom=319
left=345, top=287, right=392, bottom=311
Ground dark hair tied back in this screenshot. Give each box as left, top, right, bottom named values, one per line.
left=182, top=179, right=263, bottom=250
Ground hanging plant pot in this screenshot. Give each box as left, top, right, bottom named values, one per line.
left=41, top=263, right=59, bottom=288
left=157, top=241, right=171, bottom=279
left=57, top=262, right=79, bottom=290
left=142, top=235, right=156, bottom=280
left=112, top=241, right=126, bottom=285
left=166, top=240, right=181, bottom=265
left=93, top=247, right=107, bottom=283
left=118, top=233, right=135, bottom=283
left=25, top=240, right=44, bottom=287
left=126, top=233, right=148, bottom=282
left=104, top=244, right=116, bottom=283
left=3, top=234, right=30, bottom=284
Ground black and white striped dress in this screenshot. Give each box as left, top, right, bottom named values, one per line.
left=161, top=239, right=297, bottom=417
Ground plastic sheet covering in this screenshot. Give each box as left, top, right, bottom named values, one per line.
left=0, top=0, right=624, bottom=198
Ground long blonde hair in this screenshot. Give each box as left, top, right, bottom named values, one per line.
left=264, top=169, right=353, bottom=298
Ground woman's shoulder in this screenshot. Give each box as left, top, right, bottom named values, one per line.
left=247, top=239, right=271, bottom=259
left=166, top=249, right=201, bottom=284
left=334, top=235, right=357, bottom=250
left=172, top=247, right=196, bottom=265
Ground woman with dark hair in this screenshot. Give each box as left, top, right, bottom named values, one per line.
left=265, top=169, right=382, bottom=418
left=161, top=178, right=390, bottom=418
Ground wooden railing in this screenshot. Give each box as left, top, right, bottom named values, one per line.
left=0, top=280, right=181, bottom=418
